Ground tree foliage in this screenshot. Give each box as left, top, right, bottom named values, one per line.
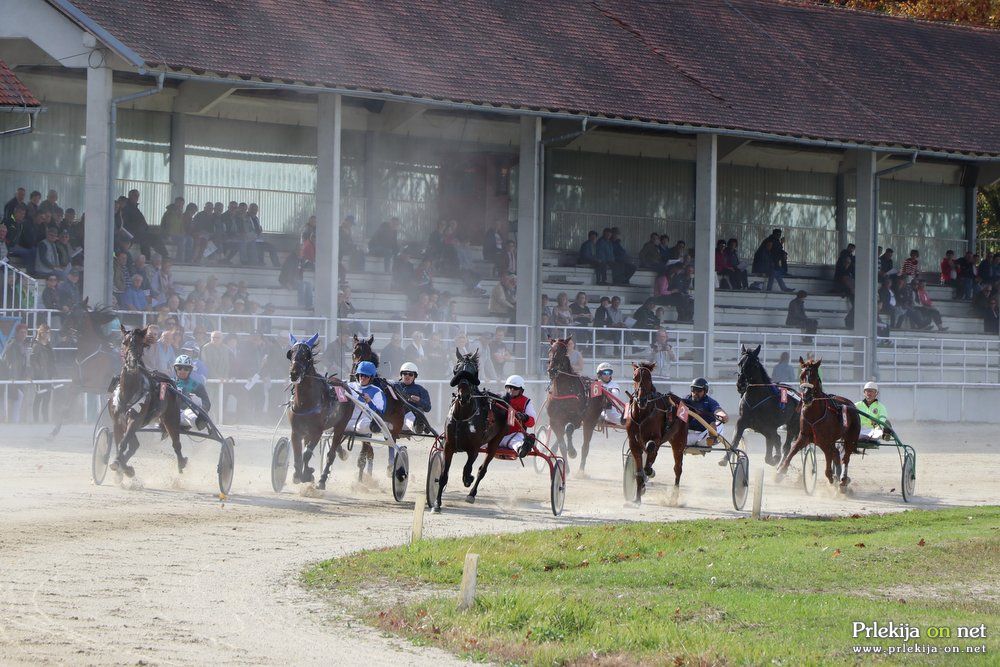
left=817, top=0, right=1000, bottom=28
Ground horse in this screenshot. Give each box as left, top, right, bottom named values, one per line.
left=286, top=333, right=354, bottom=489
left=350, top=333, right=410, bottom=478
left=49, top=298, right=120, bottom=438
left=107, top=325, right=185, bottom=478
left=544, top=336, right=604, bottom=473
left=430, top=349, right=506, bottom=512
left=732, top=344, right=801, bottom=466
left=624, top=361, right=687, bottom=502
left=776, top=357, right=860, bottom=490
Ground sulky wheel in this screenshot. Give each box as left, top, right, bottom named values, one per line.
left=271, top=437, right=290, bottom=493
left=550, top=458, right=567, bottom=516
left=622, top=451, right=640, bottom=503
left=731, top=453, right=749, bottom=511
left=901, top=451, right=916, bottom=502
left=391, top=447, right=410, bottom=502
left=426, top=449, right=444, bottom=509
left=218, top=437, right=236, bottom=496
left=92, top=426, right=113, bottom=485
left=801, top=444, right=818, bottom=496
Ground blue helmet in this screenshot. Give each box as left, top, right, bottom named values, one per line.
left=356, top=361, right=377, bottom=378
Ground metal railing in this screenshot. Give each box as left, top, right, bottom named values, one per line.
left=713, top=330, right=867, bottom=383
left=875, top=336, right=1000, bottom=384
left=114, top=309, right=330, bottom=340
left=1, top=261, right=41, bottom=311
left=538, top=325, right=703, bottom=380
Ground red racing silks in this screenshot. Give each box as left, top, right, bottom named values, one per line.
left=590, top=382, right=603, bottom=398
left=676, top=402, right=689, bottom=423
left=507, top=406, right=517, bottom=428
left=780, top=388, right=788, bottom=404
left=334, top=386, right=347, bottom=402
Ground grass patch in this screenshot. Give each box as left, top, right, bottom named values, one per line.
left=305, top=507, right=999, bottom=665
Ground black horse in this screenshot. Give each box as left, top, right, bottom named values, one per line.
left=731, top=344, right=801, bottom=466
left=430, top=350, right=506, bottom=512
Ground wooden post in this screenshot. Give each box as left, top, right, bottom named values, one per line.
left=752, top=465, right=765, bottom=520
left=411, top=494, right=425, bottom=543
left=457, top=552, right=480, bottom=611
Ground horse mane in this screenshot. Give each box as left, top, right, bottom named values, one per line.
left=745, top=351, right=773, bottom=385
left=635, top=361, right=656, bottom=371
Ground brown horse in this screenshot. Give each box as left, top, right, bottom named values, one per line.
left=108, top=325, right=185, bottom=478
left=544, top=337, right=604, bottom=473
left=286, top=334, right=353, bottom=488
left=624, top=362, right=687, bottom=502
left=776, top=357, right=860, bottom=490
left=351, top=334, right=409, bottom=479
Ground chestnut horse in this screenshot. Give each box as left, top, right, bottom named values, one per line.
left=776, top=357, right=860, bottom=490
left=624, top=361, right=687, bottom=502
left=544, top=337, right=604, bottom=473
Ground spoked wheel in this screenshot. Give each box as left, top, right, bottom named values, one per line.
left=218, top=437, right=235, bottom=495
left=271, top=437, right=290, bottom=492
left=426, top=450, right=444, bottom=509
left=901, top=451, right=916, bottom=502
left=92, top=426, right=113, bottom=485
left=801, top=444, right=818, bottom=495
left=550, top=458, right=566, bottom=516
left=622, top=452, right=640, bottom=503
left=731, top=452, right=749, bottom=511
left=391, top=447, right=410, bottom=502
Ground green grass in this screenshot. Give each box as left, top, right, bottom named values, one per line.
left=305, top=507, right=1000, bottom=665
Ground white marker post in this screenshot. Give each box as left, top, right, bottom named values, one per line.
left=411, top=495, right=425, bottom=543
left=752, top=465, right=765, bottom=520
left=457, top=552, right=479, bottom=611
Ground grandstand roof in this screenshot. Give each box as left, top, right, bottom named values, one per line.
left=55, top=0, right=1000, bottom=157
left=0, top=60, right=40, bottom=109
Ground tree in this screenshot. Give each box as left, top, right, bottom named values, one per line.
left=817, top=1, right=1000, bottom=28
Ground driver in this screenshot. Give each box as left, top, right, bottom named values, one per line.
left=348, top=360, right=385, bottom=434
left=173, top=354, right=211, bottom=430
left=498, top=375, right=537, bottom=459
left=595, top=362, right=624, bottom=425
left=398, top=362, right=433, bottom=435
left=680, top=378, right=730, bottom=465
left=855, top=381, right=890, bottom=441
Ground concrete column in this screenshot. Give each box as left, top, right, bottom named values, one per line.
left=363, top=129, right=379, bottom=237
left=694, top=133, right=717, bottom=379
left=965, top=185, right=978, bottom=252
left=315, top=93, right=342, bottom=330
left=83, top=62, right=113, bottom=305
left=169, top=113, right=186, bottom=201
left=853, top=150, right=877, bottom=379
left=515, top=116, right=542, bottom=377
left=835, top=171, right=848, bottom=251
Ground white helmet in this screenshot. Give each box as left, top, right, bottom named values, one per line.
left=399, top=361, right=419, bottom=376
left=863, top=381, right=879, bottom=392
left=596, top=362, right=614, bottom=374
left=504, top=374, right=525, bottom=389
left=173, top=354, right=193, bottom=369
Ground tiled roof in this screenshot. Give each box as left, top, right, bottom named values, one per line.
left=0, top=60, right=40, bottom=108
left=60, top=0, right=1000, bottom=156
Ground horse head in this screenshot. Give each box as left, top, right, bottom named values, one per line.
left=798, top=356, right=823, bottom=405
left=287, top=333, right=319, bottom=383
left=632, top=361, right=656, bottom=398
left=546, top=336, right=573, bottom=379
left=120, top=324, right=149, bottom=369
left=737, top=344, right=764, bottom=395
left=450, top=348, right=481, bottom=397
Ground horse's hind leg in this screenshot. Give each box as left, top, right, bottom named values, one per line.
left=839, top=440, right=856, bottom=490
left=162, top=409, right=186, bottom=473
left=819, top=444, right=836, bottom=485
left=564, top=422, right=577, bottom=458
left=319, top=430, right=345, bottom=490
left=356, top=442, right=373, bottom=482
left=628, top=442, right=647, bottom=502
left=119, top=432, right=141, bottom=478
left=466, top=453, right=495, bottom=503
left=776, top=431, right=809, bottom=480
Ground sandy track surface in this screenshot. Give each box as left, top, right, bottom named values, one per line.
left=0, top=421, right=995, bottom=665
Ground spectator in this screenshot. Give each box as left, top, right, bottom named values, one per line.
left=425, top=331, right=448, bottom=379
left=0, top=224, right=8, bottom=264
left=771, top=351, right=795, bottom=384
left=715, top=239, right=738, bottom=289
left=179, top=202, right=199, bottom=263
left=651, top=266, right=694, bottom=322
left=955, top=250, right=976, bottom=300
left=647, top=328, right=677, bottom=378
left=120, top=274, right=148, bottom=311
left=569, top=291, right=593, bottom=328
left=972, top=283, right=993, bottom=317
left=489, top=273, right=517, bottom=321
left=786, top=290, right=818, bottom=334
left=552, top=292, right=574, bottom=328
left=724, top=238, right=748, bottom=289
left=565, top=337, right=585, bottom=374
left=939, top=249, right=957, bottom=286
left=37, top=189, right=59, bottom=217
left=912, top=279, right=948, bottom=332
left=41, top=275, right=59, bottom=310
left=407, top=292, right=433, bottom=322
left=901, top=249, right=920, bottom=283
left=752, top=238, right=794, bottom=292
left=404, top=331, right=427, bottom=367
left=767, top=228, right=789, bottom=274
left=201, top=331, right=231, bottom=379
left=595, top=228, right=616, bottom=284
left=62, top=208, right=83, bottom=253
left=3, top=187, right=25, bottom=220
left=471, top=332, right=499, bottom=381
left=630, top=297, right=660, bottom=331
left=894, top=276, right=915, bottom=328
left=490, top=327, right=513, bottom=377
left=593, top=296, right=614, bottom=328
left=58, top=268, right=82, bottom=312
left=4, top=205, right=34, bottom=265
left=578, top=230, right=608, bottom=284
left=877, top=277, right=898, bottom=332
left=483, top=223, right=504, bottom=263
left=1, top=323, right=30, bottom=422
left=638, top=232, right=665, bottom=271
left=380, top=332, right=406, bottom=375
left=132, top=254, right=151, bottom=291
left=497, top=239, right=517, bottom=277
left=161, top=197, right=191, bottom=262
left=56, top=228, right=74, bottom=267
left=667, top=239, right=687, bottom=264
left=878, top=248, right=897, bottom=281
left=123, top=189, right=169, bottom=259
left=25, top=190, right=41, bottom=224
left=833, top=244, right=856, bottom=297
left=192, top=201, right=215, bottom=262
left=29, top=323, right=55, bottom=422
left=983, top=296, right=999, bottom=334
left=369, top=217, right=401, bottom=272
left=609, top=228, right=636, bottom=285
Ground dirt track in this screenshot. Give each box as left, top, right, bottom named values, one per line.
left=0, top=421, right=996, bottom=665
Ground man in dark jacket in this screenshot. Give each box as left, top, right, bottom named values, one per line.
left=398, top=361, right=434, bottom=435
left=786, top=290, right=818, bottom=334
left=578, top=230, right=608, bottom=284
left=123, top=189, right=169, bottom=259
left=369, top=217, right=401, bottom=272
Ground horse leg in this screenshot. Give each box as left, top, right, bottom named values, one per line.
left=291, top=430, right=305, bottom=483
left=461, top=450, right=476, bottom=488
left=119, top=430, right=142, bottom=479
left=776, top=431, right=809, bottom=481
left=434, top=447, right=455, bottom=512
left=564, top=422, right=577, bottom=458
left=819, top=444, right=836, bottom=485
left=630, top=442, right=647, bottom=502
left=672, top=439, right=684, bottom=486
left=580, top=412, right=599, bottom=474
left=356, top=442, right=373, bottom=482
left=763, top=431, right=782, bottom=468
left=162, top=411, right=187, bottom=473
left=643, top=439, right=659, bottom=478
left=723, top=422, right=748, bottom=466
left=319, top=428, right=346, bottom=490
left=301, top=431, right=320, bottom=484
left=466, top=452, right=495, bottom=503
left=839, top=438, right=856, bottom=490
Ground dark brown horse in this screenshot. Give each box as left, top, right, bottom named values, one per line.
left=108, top=325, right=185, bottom=478
left=351, top=334, right=410, bottom=478
left=286, top=334, right=353, bottom=489
left=624, top=362, right=687, bottom=502
left=430, top=350, right=506, bottom=511
left=49, top=299, right=120, bottom=438
left=544, top=337, right=603, bottom=473
left=776, top=357, right=860, bottom=490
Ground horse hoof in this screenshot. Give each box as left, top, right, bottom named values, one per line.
left=301, top=468, right=315, bottom=483
left=718, top=456, right=730, bottom=467
left=293, top=471, right=303, bottom=484
left=465, top=495, right=476, bottom=504
left=317, top=479, right=327, bottom=491
left=644, top=466, right=655, bottom=479
left=462, top=475, right=473, bottom=488
left=336, top=446, right=348, bottom=461
left=774, top=471, right=786, bottom=484
left=567, top=445, right=577, bottom=459
left=432, top=505, right=442, bottom=513
left=109, top=461, right=119, bottom=472
left=122, top=465, right=135, bottom=479
left=177, top=456, right=188, bottom=473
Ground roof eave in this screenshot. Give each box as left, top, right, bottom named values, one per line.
left=45, top=0, right=146, bottom=72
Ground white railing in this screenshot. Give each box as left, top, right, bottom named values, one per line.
left=114, top=309, right=330, bottom=340
left=1, top=261, right=41, bottom=311
left=714, top=330, right=868, bottom=383
left=875, top=336, right=1000, bottom=384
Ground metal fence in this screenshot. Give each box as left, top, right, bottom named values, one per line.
left=1, top=261, right=41, bottom=311
left=875, top=336, right=1000, bottom=384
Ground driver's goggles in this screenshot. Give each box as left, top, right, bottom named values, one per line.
left=598, top=370, right=613, bottom=376
left=400, top=371, right=417, bottom=377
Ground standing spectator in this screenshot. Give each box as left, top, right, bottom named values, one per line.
left=771, top=351, right=796, bottom=384
left=647, top=328, right=677, bottom=379
left=715, top=239, right=738, bottom=289
left=912, top=279, right=948, bottom=332
left=160, top=197, right=190, bottom=262
left=191, top=201, right=215, bottom=262
left=752, top=238, right=794, bottom=292
left=578, top=230, right=608, bottom=284
left=878, top=248, right=897, bottom=281
left=29, top=323, right=55, bottom=422
left=3, top=187, right=25, bottom=220
left=369, top=217, right=401, bottom=271
left=595, top=228, right=616, bottom=283
left=786, top=290, right=818, bottom=334
left=901, top=249, right=920, bottom=283
left=955, top=250, right=976, bottom=300
left=123, top=189, right=169, bottom=260
left=833, top=245, right=856, bottom=296
left=1, top=323, right=30, bottom=422
left=25, top=190, right=41, bottom=225
left=38, top=190, right=59, bottom=217
left=497, top=239, right=517, bottom=277
left=179, top=202, right=199, bottom=262
left=0, top=223, right=8, bottom=264
left=939, top=249, right=957, bottom=286
left=609, top=228, right=636, bottom=285
left=200, top=331, right=230, bottom=379
left=489, top=273, right=517, bottom=321
left=983, top=296, right=999, bottom=334
left=767, top=228, right=789, bottom=274
left=490, top=327, right=513, bottom=377
left=482, top=223, right=504, bottom=263
left=380, top=332, right=406, bottom=375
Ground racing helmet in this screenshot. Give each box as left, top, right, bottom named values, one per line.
left=690, top=377, right=710, bottom=392
left=863, top=381, right=879, bottom=393
left=173, top=354, right=193, bottom=369
left=504, top=374, right=525, bottom=390
left=399, top=361, right=419, bottom=376
left=356, top=360, right=377, bottom=378
left=596, top=362, right=614, bottom=374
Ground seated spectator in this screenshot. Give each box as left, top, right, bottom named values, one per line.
left=651, top=266, right=693, bottom=323
left=983, top=296, right=999, bottom=334
left=752, top=238, right=793, bottom=292
left=912, top=279, right=948, bottom=331
left=609, top=228, right=636, bottom=286
left=123, top=189, right=169, bottom=260
left=724, top=238, right=748, bottom=289
left=715, top=239, right=738, bottom=289
left=593, top=296, right=614, bottom=327
left=490, top=327, right=513, bottom=377
left=246, top=203, right=279, bottom=267
left=877, top=277, right=898, bottom=332
left=901, top=249, right=920, bottom=283
left=390, top=251, right=416, bottom=291
left=638, top=233, right=665, bottom=271
left=497, top=239, right=517, bottom=277
left=34, top=225, right=70, bottom=279
left=552, top=292, right=574, bottom=328
left=407, top=292, right=433, bottom=322
left=404, top=330, right=427, bottom=367
left=471, top=332, right=498, bottom=381
left=200, top=330, right=230, bottom=379
left=878, top=248, right=896, bottom=281
left=425, top=331, right=448, bottom=379
left=893, top=276, right=915, bottom=328
left=657, top=234, right=672, bottom=265
left=41, top=275, right=59, bottom=310
left=369, top=217, right=401, bottom=272
left=833, top=245, right=856, bottom=297
left=120, top=274, right=149, bottom=311
left=565, top=337, right=585, bottom=374
left=568, top=290, right=594, bottom=345
left=379, top=333, right=405, bottom=375
left=161, top=197, right=191, bottom=263
left=57, top=268, right=82, bottom=312
left=56, top=228, right=75, bottom=267
left=667, top=240, right=687, bottom=264
left=786, top=290, right=818, bottom=334
left=191, top=202, right=215, bottom=263
left=489, top=273, right=517, bottom=321
left=768, top=228, right=789, bottom=274
left=630, top=297, right=660, bottom=331
left=3, top=187, right=25, bottom=220
left=411, top=258, right=435, bottom=298
left=4, top=205, right=34, bottom=266
left=771, top=351, right=795, bottom=384
left=972, top=283, right=993, bottom=317
left=578, top=230, right=608, bottom=285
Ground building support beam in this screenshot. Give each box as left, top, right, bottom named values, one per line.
left=515, top=116, right=542, bottom=377
left=363, top=129, right=379, bottom=236
left=835, top=171, right=848, bottom=251
left=169, top=113, right=186, bottom=201
left=965, top=185, right=978, bottom=252
left=82, top=61, right=112, bottom=305
left=173, top=81, right=237, bottom=115
left=694, top=133, right=717, bottom=379
left=315, top=93, right=342, bottom=331
left=853, top=150, right=877, bottom=380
